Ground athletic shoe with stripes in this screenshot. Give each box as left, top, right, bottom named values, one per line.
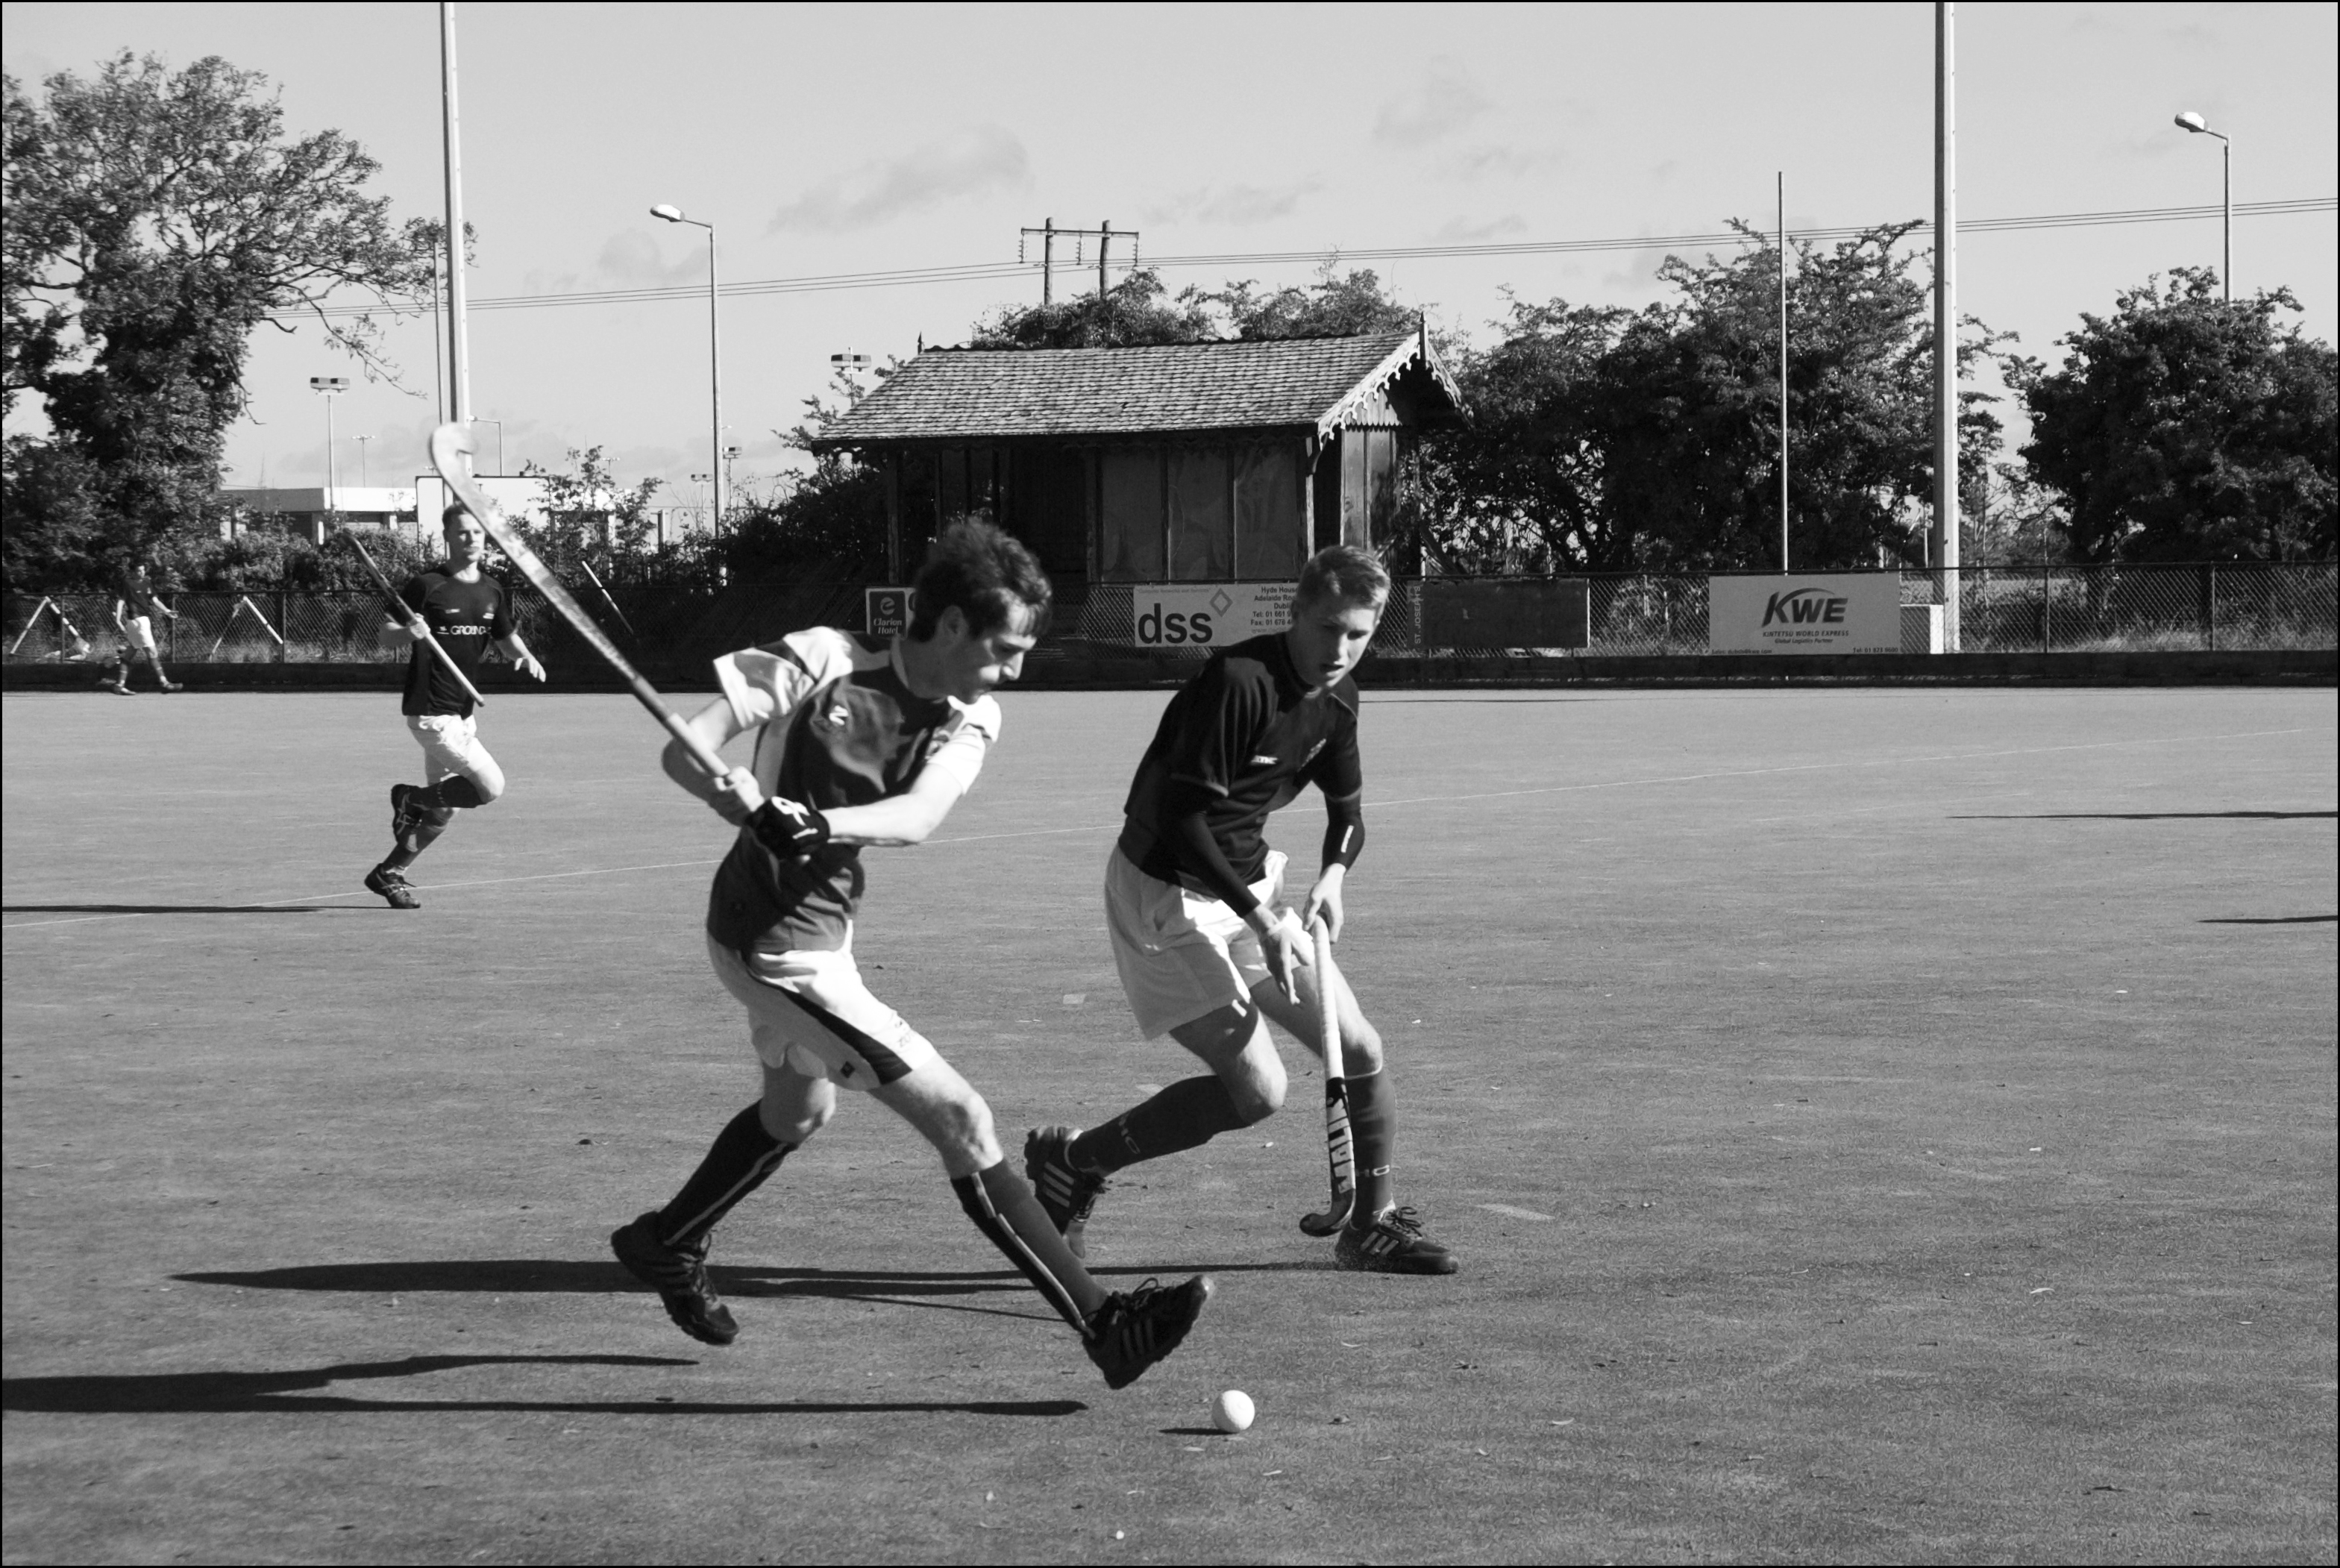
left=363, top=862, right=420, bottom=909
left=1334, top=1205, right=1458, bottom=1275
left=1085, top=1274, right=1212, bottom=1390
left=609, top=1211, right=739, bottom=1346
left=1024, top=1125, right=1109, bottom=1259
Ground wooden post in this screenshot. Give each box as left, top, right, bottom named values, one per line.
left=885, top=451, right=903, bottom=585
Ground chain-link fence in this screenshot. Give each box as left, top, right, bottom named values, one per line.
left=7, top=563, right=2333, bottom=667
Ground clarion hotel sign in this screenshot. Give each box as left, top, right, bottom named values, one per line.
left=1707, top=573, right=1901, bottom=655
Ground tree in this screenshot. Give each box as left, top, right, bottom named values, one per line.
left=2, top=52, right=434, bottom=590
left=1205, top=265, right=1423, bottom=340
left=2012, top=269, right=2336, bottom=562
left=518, top=445, right=664, bottom=571
left=1417, top=225, right=2004, bottom=573
left=967, top=268, right=1217, bottom=349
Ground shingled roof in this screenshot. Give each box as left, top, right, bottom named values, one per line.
left=809, top=330, right=1463, bottom=448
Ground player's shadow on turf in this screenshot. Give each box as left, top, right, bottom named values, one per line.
left=1948, top=810, right=2337, bottom=821
left=1, top=1354, right=1083, bottom=1419
left=1, top=903, right=338, bottom=915
left=2200, top=914, right=2337, bottom=924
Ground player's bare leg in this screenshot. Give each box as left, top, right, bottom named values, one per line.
left=1252, top=955, right=1455, bottom=1275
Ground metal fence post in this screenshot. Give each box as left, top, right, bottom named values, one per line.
left=2040, top=562, right=2051, bottom=653
left=277, top=590, right=289, bottom=662
left=2207, top=564, right=2217, bottom=651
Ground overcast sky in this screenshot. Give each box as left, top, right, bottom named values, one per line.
left=6, top=1, right=2335, bottom=504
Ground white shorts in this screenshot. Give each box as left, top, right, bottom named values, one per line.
left=122, top=615, right=157, bottom=653
left=706, top=932, right=941, bottom=1092
left=1104, top=844, right=1290, bottom=1039
left=406, top=713, right=505, bottom=798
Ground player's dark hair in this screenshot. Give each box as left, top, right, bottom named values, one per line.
left=1296, top=544, right=1391, bottom=609
left=442, top=503, right=477, bottom=531
left=908, top=520, right=1054, bottom=642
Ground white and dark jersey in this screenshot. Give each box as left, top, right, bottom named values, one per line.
left=1118, top=631, right=1362, bottom=891
left=398, top=571, right=510, bottom=718
left=706, top=627, right=1000, bottom=953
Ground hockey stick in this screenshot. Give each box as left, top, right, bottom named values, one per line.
left=340, top=528, right=488, bottom=709
left=8, top=597, right=57, bottom=656
left=1298, top=916, right=1358, bottom=1237
left=576, top=555, right=639, bottom=639
left=429, top=424, right=733, bottom=783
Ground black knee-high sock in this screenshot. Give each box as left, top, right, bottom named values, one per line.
left=417, top=777, right=485, bottom=810
left=1347, top=1067, right=1396, bottom=1218
left=656, top=1103, right=793, bottom=1246
left=953, top=1161, right=1105, bottom=1330
left=1068, top=1076, right=1251, bottom=1175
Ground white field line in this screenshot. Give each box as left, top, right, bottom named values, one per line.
left=4, top=726, right=2320, bottom=933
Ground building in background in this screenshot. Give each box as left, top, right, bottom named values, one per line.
left=809, top=330, right=1465, bottom=594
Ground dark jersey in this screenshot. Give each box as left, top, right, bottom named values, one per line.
left=398, top=571, right=510, bottom=718
left=1118, top=632, right=1362, bottom=892
left=706, top=627, right=1000, bottom=954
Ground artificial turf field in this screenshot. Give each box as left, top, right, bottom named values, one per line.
left=2, top=683, right=2334, bottom=1566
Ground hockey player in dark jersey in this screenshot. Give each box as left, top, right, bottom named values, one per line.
left=609, top=521, right=1211, bottom=1390
left=1026, top=543, right=1457, bottom=1275
left=364, top=504, right=546, bottom=909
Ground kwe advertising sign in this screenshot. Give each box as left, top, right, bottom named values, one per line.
left=1708, top=574, right=1900, bottom=655
left=1129, top=583, right=1296, bottom=648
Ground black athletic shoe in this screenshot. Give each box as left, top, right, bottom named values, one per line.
left=1024, top=1125, right=1109, bottom=1259
left=101, top=679, right=136, bottom=696
left=389, top=783, right=426, bottom=844
left=610, top=1211, right=739, bottom=1346
left=1085, top=1274, right=1211, bottom=1390
left=1335, top=1205, right=1458, bottom=1275
left=363, top=863, right=419, bottom=910
left=157, top=680, right=184, bottom=693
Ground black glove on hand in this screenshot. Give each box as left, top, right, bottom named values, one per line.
left=748, top=795, right=832, bottom=859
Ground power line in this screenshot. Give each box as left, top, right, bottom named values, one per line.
left=285, top=196, right=2336, bottom=322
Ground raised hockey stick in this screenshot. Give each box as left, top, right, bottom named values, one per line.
left=340, top=528, right=487, bottom=709
left=1298, top=916, right=1358, bottom=1237
left=429, top=423, right=732, bottom=783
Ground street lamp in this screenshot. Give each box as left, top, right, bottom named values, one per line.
left=2174, top=110, right=2231, bottom=301
left=653, top=202, right=724, bottom=532
left=355, top=433, right=372, bottom=487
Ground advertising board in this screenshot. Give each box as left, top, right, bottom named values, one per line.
left=1128, top=583, right=1296, bottom=648
left=1708, top=573, right=1901, bottom=655
left=865, top=587, right=911, bottom=638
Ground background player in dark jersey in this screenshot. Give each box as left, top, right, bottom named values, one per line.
left=1027, top=544, right=1458, bottom=1275
left=364, top=505, right=545, bottom=909
left=609, top=521, right=1211, bottom=1390
left=103, top=559, right=181, bottom=694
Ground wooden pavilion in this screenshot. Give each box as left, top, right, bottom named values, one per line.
left=809, top=328, right=1466, bottom=595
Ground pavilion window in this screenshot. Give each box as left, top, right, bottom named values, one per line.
left=1167, top=448, right=1232, bottom=582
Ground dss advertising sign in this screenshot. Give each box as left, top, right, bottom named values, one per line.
left=1129, top=583, right=1296, bottom=647
left=1708, top=574, right=1900, bottom=654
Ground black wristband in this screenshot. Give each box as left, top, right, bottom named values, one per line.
left=748, top=796, right=832, bottom=859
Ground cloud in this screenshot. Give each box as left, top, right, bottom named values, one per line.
left=1442, top=142, right=1567, bottom=181
left=1431, top=213, right=1528, bottom=242
left=768, top=126, right=1029, bottom=233
left=1143, top=178, right=1325, bottom=227
left=1373, top=58, right=1490, bottom=148
left=593, top=231, right=711, bottom=288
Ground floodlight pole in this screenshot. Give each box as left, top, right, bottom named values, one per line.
left=1778, top=171, right=1789, bottom=575
left=439, top=2, right=473, bottom=430
left=1932, top=0, right=1960, bottom=651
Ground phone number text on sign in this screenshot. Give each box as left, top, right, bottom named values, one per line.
left=1130, top=583, right=1296, bottom=647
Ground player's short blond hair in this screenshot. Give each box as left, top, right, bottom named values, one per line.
left=1296, top=544, right=1390, bottom=609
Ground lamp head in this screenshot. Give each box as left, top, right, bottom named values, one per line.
left=2174, top=110, right=2209, bottom=134
left=650, top=203, right=686, bottom=222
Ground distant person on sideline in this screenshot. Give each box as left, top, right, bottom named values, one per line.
left=103, top=560, right=181, bottom=695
